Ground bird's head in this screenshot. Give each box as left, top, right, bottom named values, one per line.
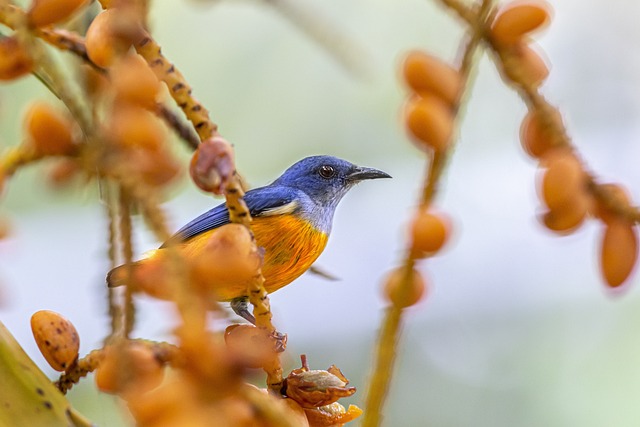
left=273, top=155, right=391, bottom=209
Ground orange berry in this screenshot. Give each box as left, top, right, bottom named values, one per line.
left=491, top=0, right=552, bottom=46
left=85, top=9, right=132, bottom=68
left=541, top=192, right=589, bottom=234
left=0, top=216, right=11, bottom=240
left=27, top=0, right=88, bottom=27
left=47, top=158, right=80, bottom=188
left=409, top=209, right=450, bottom=258
left=520, top=107, right=563, bottom=158
left=402, top=51, right=461, bottom=105
left=383, top=267, right=426, bottom=308
left=282, top=398, right=310, bottom=427
left=0, top=36, right=33, bottom=81
left=600, top=220, right=638, bottom=288
left=540, top=150, right=584, bottom=211
left=24, top=101, right=77, bottom=156
left=189, top=136, right=235, bottom=194
left=224, top=324, right=276, bottom=369
left=501, top=43, right=549, bottom=88
left=111, top=54, right=161, bottom=109
left=95, top=343, right=165, bottom=395
left=136, top=150, right=182, bottom=188
left=109, top=106, right=165, bottom=151
left=188, top=224, right=262, bottom=297
left=405, top=95, right=454, bottom=152
left=593, top=183, right=632, bottom=224
left=30, top=310, right=80, bottom=371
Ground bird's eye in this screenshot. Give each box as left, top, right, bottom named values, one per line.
left=318, top=165, right=336, bottom=179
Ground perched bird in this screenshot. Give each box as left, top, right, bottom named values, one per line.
left=108, top=155, right=390, bottom=322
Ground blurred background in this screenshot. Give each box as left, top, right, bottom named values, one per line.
left=2, top=0, right=640, bottom=425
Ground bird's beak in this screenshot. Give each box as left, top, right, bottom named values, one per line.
left=346, top=166, right=392, bottom=182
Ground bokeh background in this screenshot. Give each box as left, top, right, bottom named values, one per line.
left=2, top=0, right=640, bottom=426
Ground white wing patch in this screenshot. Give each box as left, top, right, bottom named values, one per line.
left=256, top=200, right=299, bottom=217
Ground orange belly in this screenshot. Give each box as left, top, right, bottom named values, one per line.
left=179, top=215, right=328, bottom=300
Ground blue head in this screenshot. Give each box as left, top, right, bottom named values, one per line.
left=272, top=155, right=390, bottom=230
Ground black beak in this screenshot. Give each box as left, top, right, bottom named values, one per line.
left=346, top=166, right=392, bottom=182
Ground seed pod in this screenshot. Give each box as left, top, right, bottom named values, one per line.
left=520, top=107, right=563, bottom=159
left=540, top=150, right=584, bottom=211
left=491, top=0, right=552, bottom=46
left=541, top=192, right=589, bottom=234
left=402, top=51, right=461, bottom=106
left=600, top=220, right=638, bottom=288
left=30, top=310, right=79, bottom=371
left=224, top=324, right=277, bottom=369
left=284, top=358, right=356, bottom=409
left=188, top=224, right=262, bottom=300
left=24, top=101, right=77, bottom=156
left=85, top=9, right=133, bottom=68
left=383, top=267, right=426, bottom=308
left=304, top=402, right=363, bottom=427
left=0, top=36, right=33, bottom=81
left=189, top=136, right=235, bottom=194
left=405, top=95, right=454, bottom=152
left=409, top=209, right=450, bottom=258
left=27, top=0, right=88, bottom=27
left=111, top=54, right=161, bottom=109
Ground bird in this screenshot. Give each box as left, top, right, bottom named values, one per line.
left=108, top=155, right=390, bottom=323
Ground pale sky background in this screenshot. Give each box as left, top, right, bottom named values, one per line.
left=2, top=1, right=640, bottom=426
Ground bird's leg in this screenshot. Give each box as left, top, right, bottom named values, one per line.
left=230, top=296, right=287, bottom=353
left=230, top=297, right=256, bottom=324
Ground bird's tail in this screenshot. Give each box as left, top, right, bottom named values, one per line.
left=106, top=263, right=138, bottom=288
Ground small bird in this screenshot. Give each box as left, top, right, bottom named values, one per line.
left=108, top=155, right=390, bottom=323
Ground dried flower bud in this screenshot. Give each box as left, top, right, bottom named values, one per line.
left=600, top=219, right=638, bottom=288
left=0, top=36, right=33, bottom=81
left=224, top=324, right=278, bottom=369
left=402, top=51, right=461, bottom=106
left=189, top=136, right=235, bottom=194
left=30, top=310, right=79, bottom=371
left=405, top=94, right=454, bottom=152
left=27, top=0, right=89, bottom=28
left=383, top=266, right=426, bottom=308
left=304, top=402, right=363, bottom=427
left=24, top=101, right=77, bottom=156
left=284, top=356, right=356, bottom=408
left=491, top=0, right=552, bottom=46
left=409, top=208, right=450, bottom=258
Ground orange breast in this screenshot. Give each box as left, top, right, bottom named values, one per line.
left=177, top=215, right=328, bottom=300
left=252, top=215, right=328, bottom=294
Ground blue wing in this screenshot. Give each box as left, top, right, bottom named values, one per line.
left=162, top=185, right=300, bottom=246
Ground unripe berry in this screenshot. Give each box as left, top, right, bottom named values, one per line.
left=491, top=1, right=552, bottom=46
left=383, top=267, right=426, bottom=308
left=30, top=310, right=79, bottom=371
